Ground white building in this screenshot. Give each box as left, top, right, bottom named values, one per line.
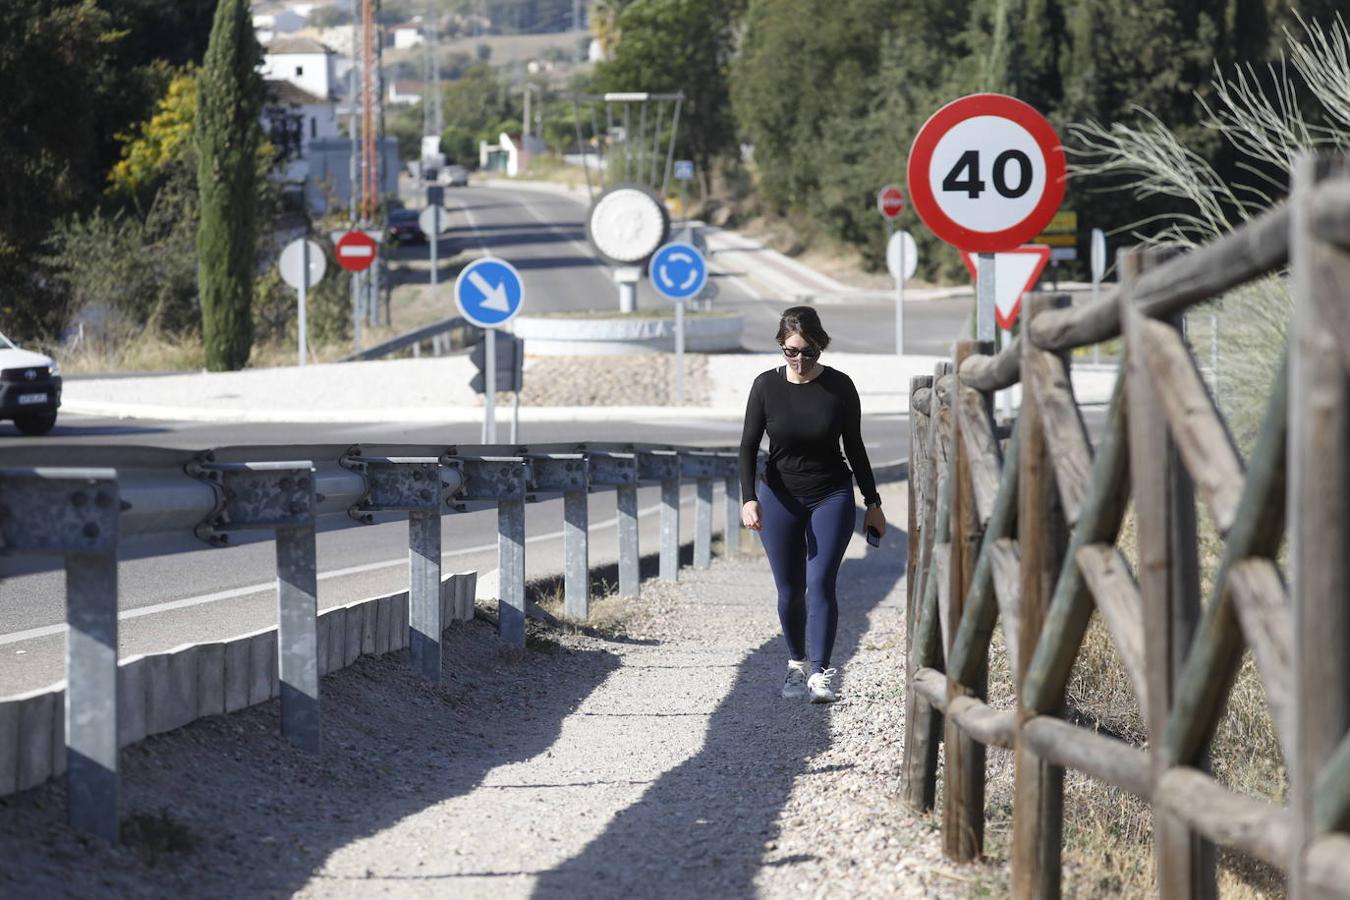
left=388, top=80, right=424, bottom=106
left=391, top=21, right=424, bottom=50
left=261, top=37, right=337, bottom=101
left=479, top=133, right=548, bottom=178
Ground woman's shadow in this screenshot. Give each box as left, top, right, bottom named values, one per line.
left=532, top=518, right=908, bottom=898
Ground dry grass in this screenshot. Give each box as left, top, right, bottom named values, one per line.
left=57, top=329, right=370, bottom=375
left=929, top=396, right=1291, bottom=896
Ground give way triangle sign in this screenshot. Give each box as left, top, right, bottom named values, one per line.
left=960, top=245, right=1052, bottom=332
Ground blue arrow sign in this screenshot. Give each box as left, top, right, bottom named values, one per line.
left=454, top=257, right=525, bottom=328
left=649, top=242, right=707, bottom=301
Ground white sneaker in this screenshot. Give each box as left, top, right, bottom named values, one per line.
left=807, top=668, right=838, bottom=703
left=781, top=660, right=809, bottom=699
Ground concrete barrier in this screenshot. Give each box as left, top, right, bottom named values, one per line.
left=0, top=573, right=483, bottom=800
left=15, top=688, right=57, bottom=792
left=198, top=643, right=226, bottom=719
left=512, top=313, right=744, bottom=355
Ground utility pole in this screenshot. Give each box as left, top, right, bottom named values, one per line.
left=373, top=0, right=386, bottom=326
left=574, top=0, right=583, bottom=62
left=429, top=4, right=442, bottom=137
left=349, top=0, right=362, bottom=350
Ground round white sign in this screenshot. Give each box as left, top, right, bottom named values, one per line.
left=418, top=204, right=444, bottom=237
left=886, top=231, right=919, bottom=281
left=1090, top=228, right=1107, bottom=282
left=278, top=239, right=326, bottom=290
left=586, top=185, right=669, bottom=266
left=925, top=116, right=1047, bottom=235
left=906, top=94, right=1066, bottom=252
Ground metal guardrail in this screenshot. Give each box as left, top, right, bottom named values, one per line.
left=337, top=315, right=481, bottom=361
left=0, top=440, right=744, bottom=842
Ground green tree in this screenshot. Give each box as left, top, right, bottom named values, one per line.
left=597, top=0, right=744, bottom=189
left=735, top=0, right=901, bottom=238
left=443, top=64, right=516, bottom=138
left=440, top=125, right=478, bottom=165
left=0, top=0, right=121, bottom=342
left=195, top=0, right=263, bottom=370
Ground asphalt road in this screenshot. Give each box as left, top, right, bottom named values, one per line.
left=429, top=184, right=973, bottom=355
left=0, top=182, right=965, bottom=694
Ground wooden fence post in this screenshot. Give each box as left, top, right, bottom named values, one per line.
left=905, top=373, right=941, bottom=811
left=1121, top=247, right=1217, bottom=899
left=907, top=361, right=950, bottom=814
left=1012, top=293, right=1068, bottom=898
left=1288, top=154, right=1350, bottom=900
left=944, top=339, right=991, bottom=861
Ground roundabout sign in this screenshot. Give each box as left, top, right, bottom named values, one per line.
left=906, top=93, right=1065, bottom=253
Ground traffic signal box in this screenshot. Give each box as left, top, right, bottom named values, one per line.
left=469, top=334, right=524, bottom=394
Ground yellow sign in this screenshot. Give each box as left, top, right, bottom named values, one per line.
left=1034, top=210, right=1078, bottom=253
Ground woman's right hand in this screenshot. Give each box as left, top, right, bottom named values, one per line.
left=741, top=500, right=763, bottom=531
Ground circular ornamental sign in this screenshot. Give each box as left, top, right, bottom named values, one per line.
left=906, top=94, right=1066, bottom=253
left=585, top=184, right=671, bottom=267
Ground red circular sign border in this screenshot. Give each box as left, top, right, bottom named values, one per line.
left=877, top=184, right=905, bottom=219
left=906, top=93, right=1066, bottom=253
left=335, top=230, right=378, bottom=273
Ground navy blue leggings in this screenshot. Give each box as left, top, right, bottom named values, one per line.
left=757, top=481, right=856, bottom=673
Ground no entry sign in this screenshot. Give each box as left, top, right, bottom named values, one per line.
left=906, top=94, right=1065, bottom=253
left=335, top=230, right=378, bottom=272
left=876, top=184, right=905, bottom=219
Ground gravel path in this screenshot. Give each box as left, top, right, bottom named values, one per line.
left=0, top=481, right=999, bottom=898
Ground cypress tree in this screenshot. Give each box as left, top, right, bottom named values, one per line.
left=195, top=0, right=262, bottom=371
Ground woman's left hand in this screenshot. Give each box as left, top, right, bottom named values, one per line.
left=864, top=505, right=886, bottom=537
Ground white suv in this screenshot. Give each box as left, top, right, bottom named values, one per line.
left=0, top=332, right=60, bottom=435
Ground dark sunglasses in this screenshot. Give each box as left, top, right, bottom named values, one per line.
left=781, top=344, right=820, bottom=360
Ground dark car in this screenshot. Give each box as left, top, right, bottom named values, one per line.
left=387, top=208, right=424, bottom=244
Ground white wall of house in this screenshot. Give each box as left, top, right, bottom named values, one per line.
left=392, top=26, right=423, bottom=50
left=479, top=133, right=548, bottom=177
left=261, top=49, right=335, bottom=100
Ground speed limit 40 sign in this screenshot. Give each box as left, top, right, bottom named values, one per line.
left=906, top=94, right=1066, bottom=253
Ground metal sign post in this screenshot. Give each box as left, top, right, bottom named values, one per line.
left=976, top=252, right=996, bottom=342
left=455, top=257, right=525, bottom=442
left=279, top=238, right=326, bottom=367
left=674, top=299, right=685, bottom=402
left=1091, top=227, right=1106, bottom=365
left=649, top=242, right=708, bottom=405
left=484, top=329, right=496, bottom=442
left=887, top=231, right=918, bottom=357
left=895, top=235, right=904, bottom=355
left=299, top=244, right=309, bottom=366
left=419, top=204, right=443, bottom=296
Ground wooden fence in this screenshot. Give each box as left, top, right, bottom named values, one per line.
left=902, top=154, right=1350, bottom=898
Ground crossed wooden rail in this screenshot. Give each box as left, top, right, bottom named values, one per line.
left=902, top=155, right=1350, bottom=898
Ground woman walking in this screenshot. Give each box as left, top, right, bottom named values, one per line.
left=738, top=307, right=886, bottom=703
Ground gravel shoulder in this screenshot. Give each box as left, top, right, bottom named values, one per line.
left=0, top=480, right=1002, bottom=898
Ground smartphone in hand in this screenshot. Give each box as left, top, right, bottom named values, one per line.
left=865, top=526, right=881, bottom=548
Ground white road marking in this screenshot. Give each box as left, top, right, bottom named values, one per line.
left=0, top=495, right=706, bottom=646
left=445, top=194, right=493, bottom=258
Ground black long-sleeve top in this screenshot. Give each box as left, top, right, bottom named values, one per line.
left=738, top=365, right=881, bottom=507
